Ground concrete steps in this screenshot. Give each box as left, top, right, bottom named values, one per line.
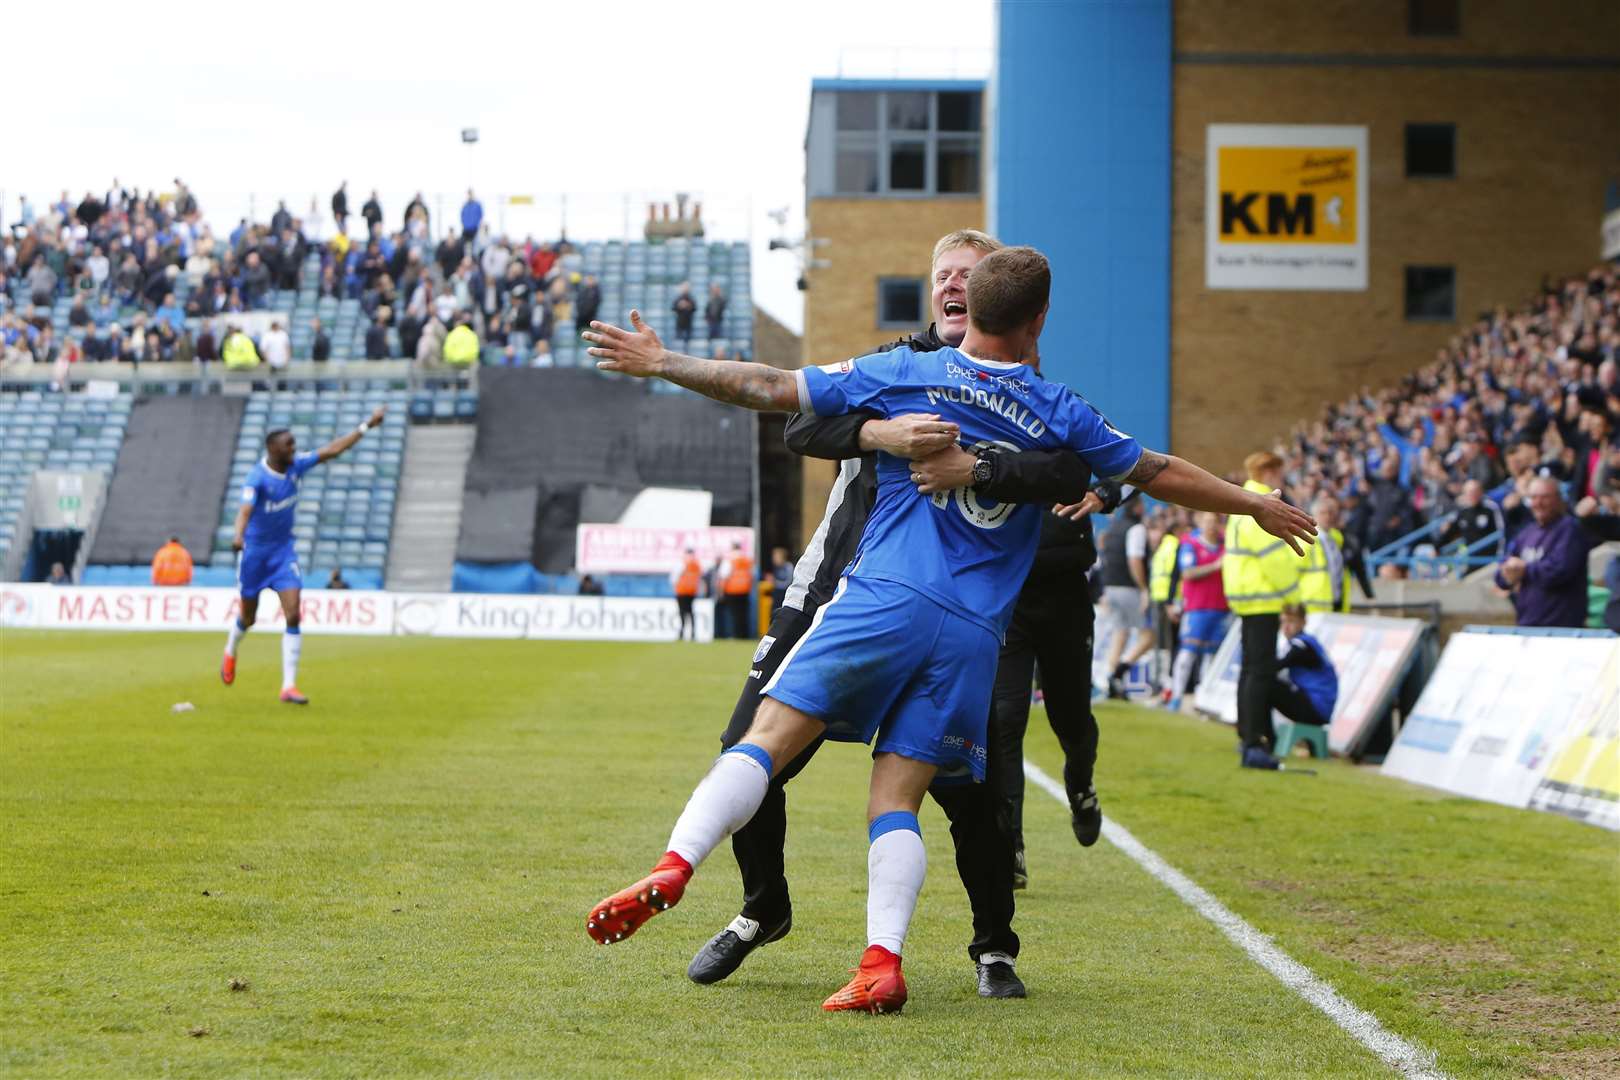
left=385, top=425, right=475, bottom=592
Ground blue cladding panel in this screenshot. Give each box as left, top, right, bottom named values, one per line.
left=993, top=0, right=1172, bottom=450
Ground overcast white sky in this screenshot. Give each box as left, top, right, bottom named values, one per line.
left=5, top=0, right=994, bottom=333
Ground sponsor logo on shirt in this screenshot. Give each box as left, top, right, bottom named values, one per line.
left=945, top=360, right=1029, bottom=396
left=265, top=495, right=298, bottom=514
left=752, top=635, right=776, bottom=663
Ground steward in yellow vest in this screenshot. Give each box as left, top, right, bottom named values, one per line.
left=221, top=329, right=260, bottom=369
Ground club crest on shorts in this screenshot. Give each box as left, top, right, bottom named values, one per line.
left=752, top=636, right=776, bottom=664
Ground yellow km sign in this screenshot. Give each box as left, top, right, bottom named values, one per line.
left=1217, top=146, right=1359, bottom=245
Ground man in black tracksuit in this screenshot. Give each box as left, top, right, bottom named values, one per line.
left=687, top=234, right=1108, bottom=998
left=985, top=483, right=1120, bottom=889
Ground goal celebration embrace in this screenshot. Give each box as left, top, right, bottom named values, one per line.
left=582, top=242, right=1316, bottom=1013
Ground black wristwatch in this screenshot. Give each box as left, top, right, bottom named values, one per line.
left=970, top=449, right=997, bottom=490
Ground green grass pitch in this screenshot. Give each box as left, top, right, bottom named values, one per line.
left=2, top=629, right=1616, bottom=1078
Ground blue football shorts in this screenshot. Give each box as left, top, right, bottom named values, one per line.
left=238, top=542, right=303, bottom=598
left=760, top=574, right=999, bottom=781
left=1179, top=608, right=1231, bottom=654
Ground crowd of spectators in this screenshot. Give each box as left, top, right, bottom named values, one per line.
left=1271, top=261, right=1620, bottom=571
left=2, top=181, right=726, bottom=374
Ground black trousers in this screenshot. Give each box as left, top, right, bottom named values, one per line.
left=1271, top=678, right=1328, bottom=727
left=720, top=605, right=1019, bottom=961
left=989, top=589, right=1099, bottom=850
left=718, top=594, right=750, bottom=640
left=675, top=596, right=695, bottom=640
left=1237, top=613, right=1281, bottom=750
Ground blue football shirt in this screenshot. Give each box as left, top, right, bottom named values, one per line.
left=795, top=345, right=1142, bottom=638
left=241, top=452, right=319, bottom=548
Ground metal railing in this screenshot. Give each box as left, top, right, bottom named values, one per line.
left=1366, top=517, right=1503, bottom=578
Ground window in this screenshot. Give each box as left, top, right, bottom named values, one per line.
left=1405, top=123, right=1456, bottom=177
left=937, top=92, right=981, bottom=133
left=937, top=138, right=981, bottom=194
left=836, top=146, right=880, bottom=194
left=877, top=278, right=925, bottom=329
left=1409, top=0, right=1459, bottom=36
left=889, top=141, right=927, bottom=191
left=826, top=88, right=982, bottom=196
left=1405, top=266, right=1456, bottom=321
left=886, top=92, right=931, bottom=132
left=836, top=92, right=878, bottom=131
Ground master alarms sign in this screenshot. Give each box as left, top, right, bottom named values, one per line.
left=1206, top=124, right=1369, bottom=291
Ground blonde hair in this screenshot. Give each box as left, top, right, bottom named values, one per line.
left=931, top=228, right=1002, bottom=269
left=1244, top=451, right=1283, bottom=481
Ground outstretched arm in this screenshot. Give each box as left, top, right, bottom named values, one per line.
left=585, top=312, right=801, bottom=412
left=1120, top=449, right=1318, bottom=556
left=316, top=406, right=386, bottom=462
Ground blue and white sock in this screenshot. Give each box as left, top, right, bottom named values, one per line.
left=281, top=626, right=302, bottom=690
left=666, top=743, right=773, bottom=869
left=224, top=618, right=247, bottom=658
left=867, top=811, right=926, bottom=955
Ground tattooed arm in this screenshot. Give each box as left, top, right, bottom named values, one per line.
left=1122, top=448, right=1318, bottom=555
left=583, top=310, right=803, bottom=411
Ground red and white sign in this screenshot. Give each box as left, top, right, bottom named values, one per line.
left=575, top=525, right=755, bottom=575
left=0, top=585, right=712, bottom=643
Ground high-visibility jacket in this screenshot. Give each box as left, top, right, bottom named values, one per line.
left=673, top=557, right=702, bottom=598
left=1299, top=526, right=1351, bottom=613
left=722, top=554, right=755, bottom=596
left=151, top=541, right=193, bottom=586
left=443, top=325, right=479, bottom=367
left=1221, top=480, right=1303, bottom=615
left=1149, top=533, right=1180, bottom=603
left=221, top=332, right=259, bottom=369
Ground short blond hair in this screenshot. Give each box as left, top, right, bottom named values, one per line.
left=931, top=228, right=1001, bottom=269
left=1245, top=451, right=1283, bottom=481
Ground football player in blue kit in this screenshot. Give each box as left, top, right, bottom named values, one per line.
left=580, top=246, right=1315, bottom=1013
left=220, top=406, right=385, bottom=703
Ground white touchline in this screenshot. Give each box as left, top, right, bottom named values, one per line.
left=1023, top=760, right=1449, bottom=1080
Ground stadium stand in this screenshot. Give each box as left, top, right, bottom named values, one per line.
left=88, top=397, right=245, bottom=567
left=2, top=184, right=753, bottom=370
left=1275, top=261, right=1619, bottom=575
left=0, top=391, right=131, bottom=576
left=454, top=367, right=754, bottom=591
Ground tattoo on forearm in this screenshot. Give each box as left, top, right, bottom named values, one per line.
left=660, top=352, right=800, bottom=411
left=1122, top=449, right=1169, bottom=487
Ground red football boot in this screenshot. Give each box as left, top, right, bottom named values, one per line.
left=822, top=945, right=907, bottom=1014
left=220, top=653, right=236, bottom=686
left=279, top=687, right=309, bottom=705
left=586, top=852, right=692, bottom=945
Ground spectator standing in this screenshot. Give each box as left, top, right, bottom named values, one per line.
left=1433, top=480, right=1506, bottom=559
left=331, top=182, right=349, bottom=232
left=261, top=320, right=291, bottom=371
left=365, top=310, right=391, bottom=360
left=460, top=191, right=484, bottom=242
left=311, top=317, right=331, bottom=362
left=575, top=274, right=601, bottom=334
left=46, top=562, right=70, bottom=586
left=151, top=536, right=194, bottom=586
left=1494, top=477, right=1608, bottom=628
left=326, top=569, right=350, bottom=590
left=705, top=283, right=727, bottom=342
left=1223, top=452, right=1303, bottom=770
left=768, top=546, right=794, bottom=614
left=27, top=256, right=57, bottom=307
left=671, top=282, right=697, bottom=350
left=362, top=191, right=383, bottom=233
left=579, top=574, right=605, bottom=596
left=1098, top=499, right=1153, bottom=698
left=672, top=548, right=702, bottom=641
left=718, top=542, right=755, bottom=639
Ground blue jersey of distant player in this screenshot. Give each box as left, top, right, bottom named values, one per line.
left=238, top=451, right=319, bottom=596
left=796, top=344, right=1142, bottom=638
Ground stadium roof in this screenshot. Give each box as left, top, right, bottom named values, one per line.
left=809, top=77, right=986, bottom=92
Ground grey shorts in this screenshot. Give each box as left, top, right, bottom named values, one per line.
left=1102, top=586, right=1148, bottom=631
